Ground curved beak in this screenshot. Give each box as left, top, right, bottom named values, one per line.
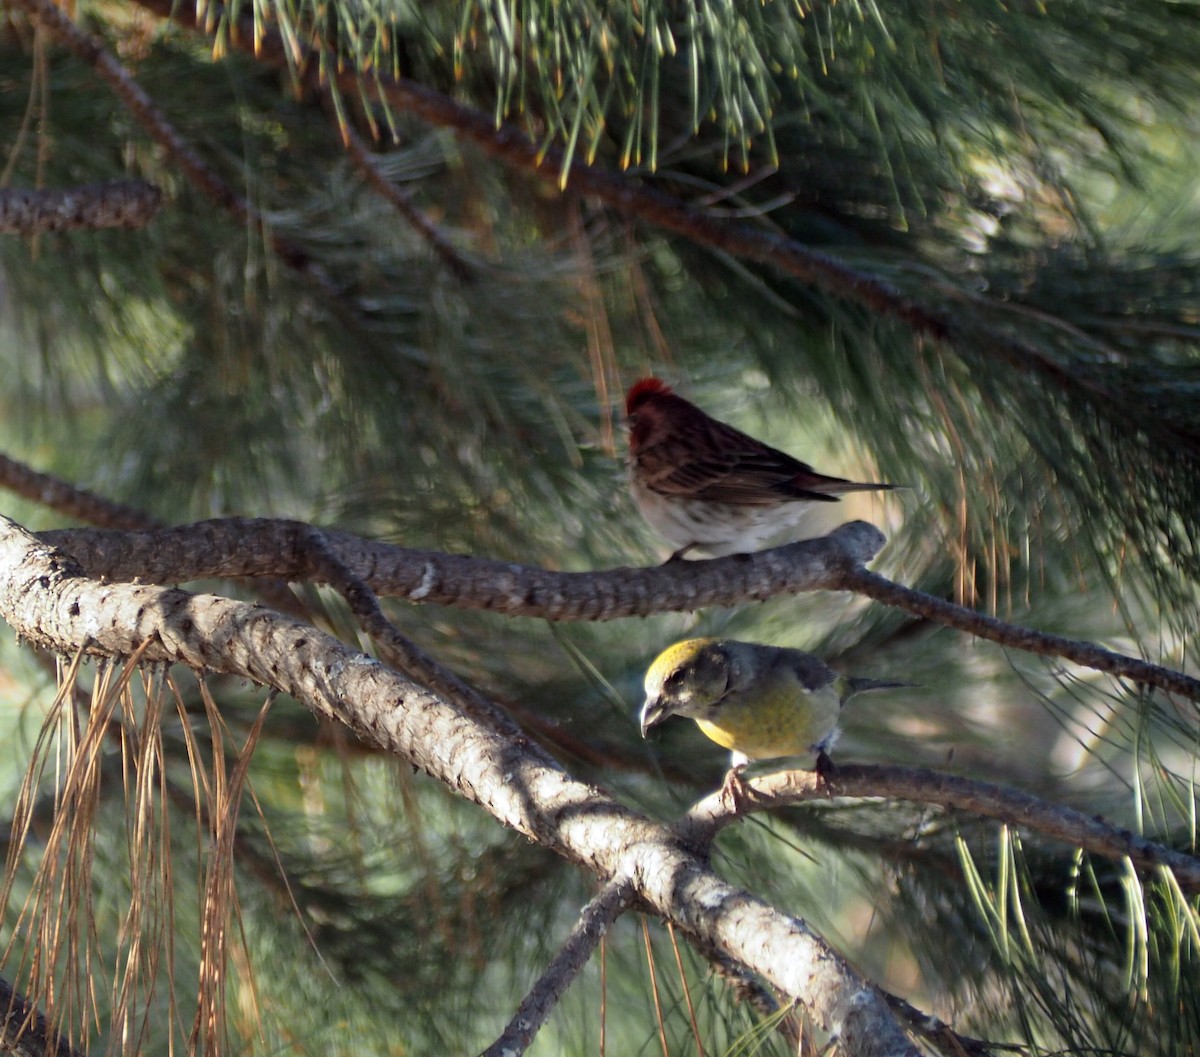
left=639, top=696, right=669, bottom=738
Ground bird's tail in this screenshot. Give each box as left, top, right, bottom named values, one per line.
left=838, top=676, right=914, bottom=705
left=822, top=480, right=901, bottom=495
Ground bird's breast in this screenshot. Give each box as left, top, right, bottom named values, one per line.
left=693, top=688, right=839, bottom=761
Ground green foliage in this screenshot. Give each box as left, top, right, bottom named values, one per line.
left=2, top=0, right=1200, bottom=1054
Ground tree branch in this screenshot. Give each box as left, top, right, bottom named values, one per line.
left=39, top=516, right=1200, bottom=702
left=296, top=526, right=529, bottom=739
left=883, top=993, right=1026, bottom=1057
left=478, top=880, right=634, bottom=1057
left=0, top=452, right=307, bottom=618
left=839, top=565, right=1200, bottom=703
left=339, top=125, right=477, bottom=282
left=0, top=513, right=920, bottom=1057
left=0, top=181, right=162, bottom=234
left=0, top=972, right=90, bottom=1057
left=676, top=764, right=1200, bottom=893
left=0, top=453, right=160, bottom=532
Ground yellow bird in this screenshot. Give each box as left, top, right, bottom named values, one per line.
left=639, top=638, right=902, bottom=788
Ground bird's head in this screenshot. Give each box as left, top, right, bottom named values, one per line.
left=625, top=377, right=681, bottom=454
left=639, top=637, right=734, bottom=735
left=625, top=377, right=674, bottom=416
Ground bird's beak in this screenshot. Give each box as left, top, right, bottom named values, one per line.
left=639, top=696, right=669, bottom=738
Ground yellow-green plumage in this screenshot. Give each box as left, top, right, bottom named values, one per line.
left=640, top=637, right=893, bottom=769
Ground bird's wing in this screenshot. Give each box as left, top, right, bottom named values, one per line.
left=641, top=417, right=851, bottom=505
left=733, top=647, right=838, bottom=698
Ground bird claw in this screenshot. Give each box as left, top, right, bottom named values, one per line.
left=814, top=749, right=837, bottom=788
left=719, top=766, right=752, bottom=812
left=664, top=544, right=697, bottom=563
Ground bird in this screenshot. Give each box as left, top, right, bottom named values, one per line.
left=639, top=638, right=904, bottom=802
left=625, top=377, right=896, bottom=559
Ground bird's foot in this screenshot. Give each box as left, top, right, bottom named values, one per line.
left=814, top=749, right=837, bottom=789
left=664, top=543, right=698, bottom=563
left=719, top=765, right=753, bottom=812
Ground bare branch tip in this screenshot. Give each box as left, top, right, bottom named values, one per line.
left=826, top=520, right=887, bottom=564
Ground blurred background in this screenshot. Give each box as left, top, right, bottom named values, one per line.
left=1, top=0, right=1199, bottom=1052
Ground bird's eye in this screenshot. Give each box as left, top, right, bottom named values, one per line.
left=664, top=670, right=686, bottom=690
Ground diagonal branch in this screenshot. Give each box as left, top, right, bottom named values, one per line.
left=478, top=879, right=634, bottom=1057
left=0, top=513, right=921, bottom=1057
left=0, top=452, right=307, bottom=618
left=339, top=126, right=476, bottom=282
left=676, top=764, right=1200, bottom=893
left=39, top=516, right=1200, bottom=702
left=297, top=526, right=528, bottom=739
left=0, top=453, right=158, bottom=532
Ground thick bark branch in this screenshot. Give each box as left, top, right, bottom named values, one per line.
left=677, top=765, right=1200, bottom=893
left=39, top=517, right=1200, bottom=702
left=0, top=515, right=920, bottom=1057
left=0, top=973, right=89, bottom=1057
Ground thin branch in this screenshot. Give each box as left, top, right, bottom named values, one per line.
left=296, top=527, right=530, bottom=740
left=676, top=764, right=1200, bottom=893
left=679, top=933, right=804, bottom=1050
left=0, top=453, right=158, bottom=532
left=340, top=125, right=476, bottom=282
left=883, top=993, right=1026, bottom=1057
left=478, top=879, right=634, bottom=1057
left=0, top=514, right=922, bottom=1057
left=0, top=181, right=162, bottom=234
left=839, top=565, right=1200, bottom=702
left=39, top=516, right=1200, bottom=703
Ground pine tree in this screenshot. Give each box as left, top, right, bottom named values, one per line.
left=0, top=1, right=1199, bottom=1054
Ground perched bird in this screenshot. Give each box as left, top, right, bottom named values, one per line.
left=626, top=377, right=895, bottom=559
left=640, top=638, right=903, bottom=799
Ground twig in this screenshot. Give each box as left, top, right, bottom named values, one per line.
left=340, top=126, right=476, bottom=282
left=478, top=879, right=633, bottom=1057
left=676, top=764, right=1200, bottom=892
left=39, top=516, right=1200, bottom=704
left=0, top=180, right=162, bottom=234
left=840, top=565, right=1200, bottom=703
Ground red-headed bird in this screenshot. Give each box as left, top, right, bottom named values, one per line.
left=626, top=378, right=895, bottom=559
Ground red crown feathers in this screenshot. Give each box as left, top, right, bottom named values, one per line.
left=625, top=377, right=675, bottom=415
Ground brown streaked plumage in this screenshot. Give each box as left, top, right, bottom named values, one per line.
left=626, top=378, right=895, bottom=559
